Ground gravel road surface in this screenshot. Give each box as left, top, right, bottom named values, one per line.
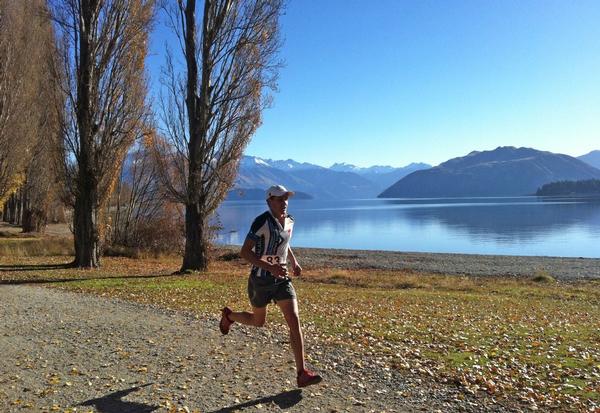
left=0, top=285, right=515, bottom=412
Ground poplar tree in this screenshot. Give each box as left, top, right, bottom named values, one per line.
left=157, top=0, right=282, bottom=272
left=0, top=0, right=59, bottom=230
left=50, top=0, right=154, bottom=267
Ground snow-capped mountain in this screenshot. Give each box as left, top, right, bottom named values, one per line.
left=330, top=163, right=396, bottom=174
left=240, top=156, right=322, bottom=171
left=330, top=162, right=432, bottom=189
left=230, top=156, right=431, bottom=199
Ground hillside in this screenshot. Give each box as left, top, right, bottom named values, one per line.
left=379, top=146, right=600, bottom=198
left=578, top=150, right=600, bottom=170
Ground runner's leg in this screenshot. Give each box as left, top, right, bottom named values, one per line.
left=229, top=306, right=267, bottom=327
left=277, top=298, right=305, bottom=373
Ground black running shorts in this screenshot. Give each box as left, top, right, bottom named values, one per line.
left=247, top=277, right=296, bottom=308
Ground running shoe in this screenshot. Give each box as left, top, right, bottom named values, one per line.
left=297, top=368, right=322, bottom=388
left=219, top=307, right=234, bottom=335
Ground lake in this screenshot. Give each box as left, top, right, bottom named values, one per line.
left=215, top=197, right=600, bottom=258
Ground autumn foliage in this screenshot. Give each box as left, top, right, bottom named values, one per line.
left=50, top=0, right=155, bottom=267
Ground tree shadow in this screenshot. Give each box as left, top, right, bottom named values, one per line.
left=0, top=263, right=74, bottom=272
left=78, top=384, right=157, bottom=413
left=0, top=272, right=176, bottom=285
left=209, top=389, right=303, bottom=412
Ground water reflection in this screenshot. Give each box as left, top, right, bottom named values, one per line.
left=215, top=197, right=600, bottom=257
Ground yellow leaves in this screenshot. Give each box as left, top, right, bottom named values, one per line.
left=69, top=367, right=82, bottom=375
left=0, top=172, right=26, bottom=207
left=46, top=373, right=61, bottom=385
left=117, top=348, right=131, bottom=359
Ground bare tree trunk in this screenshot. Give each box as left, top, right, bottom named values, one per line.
left=181, top=202, right=209, bottom=271
left=22, top=210, right=44, bottom=233
left=180, top=0, right=206, bottom=272
left=6, top=193, right=14, bottom=223
left=71, top=0, right=97, bottom=267
left=21, top=190, right=34, bottom=232
left=22, top=189, right=47, bottom=233
left=7, top=191, right=21, bottom=225
left=73, top=176, right=99, bottom=267
left=12, top=189, right=22, bottom=225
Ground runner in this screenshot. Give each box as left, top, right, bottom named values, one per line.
left=219, top=184, right=322, bottom=388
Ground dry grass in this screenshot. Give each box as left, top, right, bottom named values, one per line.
left=0, top=237, right=73, bottom=257
left=0, top=223, right=73, bottom=257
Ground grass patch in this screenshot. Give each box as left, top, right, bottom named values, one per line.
left=3, top=253, right=599, bottom=411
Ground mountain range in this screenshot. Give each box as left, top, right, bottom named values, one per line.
left=231, top=156, right=430, bottom=199
left=380, top=147, right=600, bottom=198
left=120, top=147, right=600, bottom=199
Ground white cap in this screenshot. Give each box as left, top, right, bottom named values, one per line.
left=265, top=184, right=295, bottom=200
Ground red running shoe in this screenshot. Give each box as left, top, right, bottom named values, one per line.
left=219, top=307, right=234, bottom=335
left=297, top=368, right=322, bottom=388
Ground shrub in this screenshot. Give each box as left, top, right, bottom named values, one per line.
left=219, top=251, right=241, bottom=261
left=531, top=271, right=556, bottom=283
left=104, top=244, right=141, bottom=259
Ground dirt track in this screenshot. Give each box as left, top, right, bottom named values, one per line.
left=0, top=284, right=513, bottom=412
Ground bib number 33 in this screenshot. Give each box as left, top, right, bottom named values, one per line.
left=262, top=255, right=284, bottom=265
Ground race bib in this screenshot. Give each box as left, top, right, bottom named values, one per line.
left=262, top=255, right=286, bottom=265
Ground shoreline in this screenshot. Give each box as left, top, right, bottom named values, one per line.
left=219, top=245, right=600, bottom=281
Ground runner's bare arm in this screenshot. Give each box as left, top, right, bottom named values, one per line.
left=240, top=238, right=288, bottom=278
left=288, top=246, right=302, bottom=277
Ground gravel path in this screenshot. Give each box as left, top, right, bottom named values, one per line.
left=288, top=248, right=600, bottom=280
left=0, top=285, right=515, bottom=413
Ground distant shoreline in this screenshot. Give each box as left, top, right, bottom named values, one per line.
left=218, top=245, right=600, bottom=281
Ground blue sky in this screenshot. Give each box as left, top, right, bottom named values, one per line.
left=148, top=0, right=600, bottom=168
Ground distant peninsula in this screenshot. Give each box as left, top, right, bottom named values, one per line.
left=536, top=179, right=600, bottom=196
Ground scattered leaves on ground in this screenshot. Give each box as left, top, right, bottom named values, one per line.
left=2, top=252, right=599, bottom=411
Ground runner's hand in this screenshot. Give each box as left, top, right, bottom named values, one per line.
left=268, top=263, right=288, bottom=278
left=292, top=263, right=302, bottom=277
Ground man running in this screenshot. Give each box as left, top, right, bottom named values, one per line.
left=219, top=184, right=322, bottom=388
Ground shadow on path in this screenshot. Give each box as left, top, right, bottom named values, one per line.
left=209, top=389, right=303, bottom=412
left=78, top=384, right=157, bottom=413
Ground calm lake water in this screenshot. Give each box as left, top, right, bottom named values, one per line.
left=215, top=197, right=600, bottom=258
